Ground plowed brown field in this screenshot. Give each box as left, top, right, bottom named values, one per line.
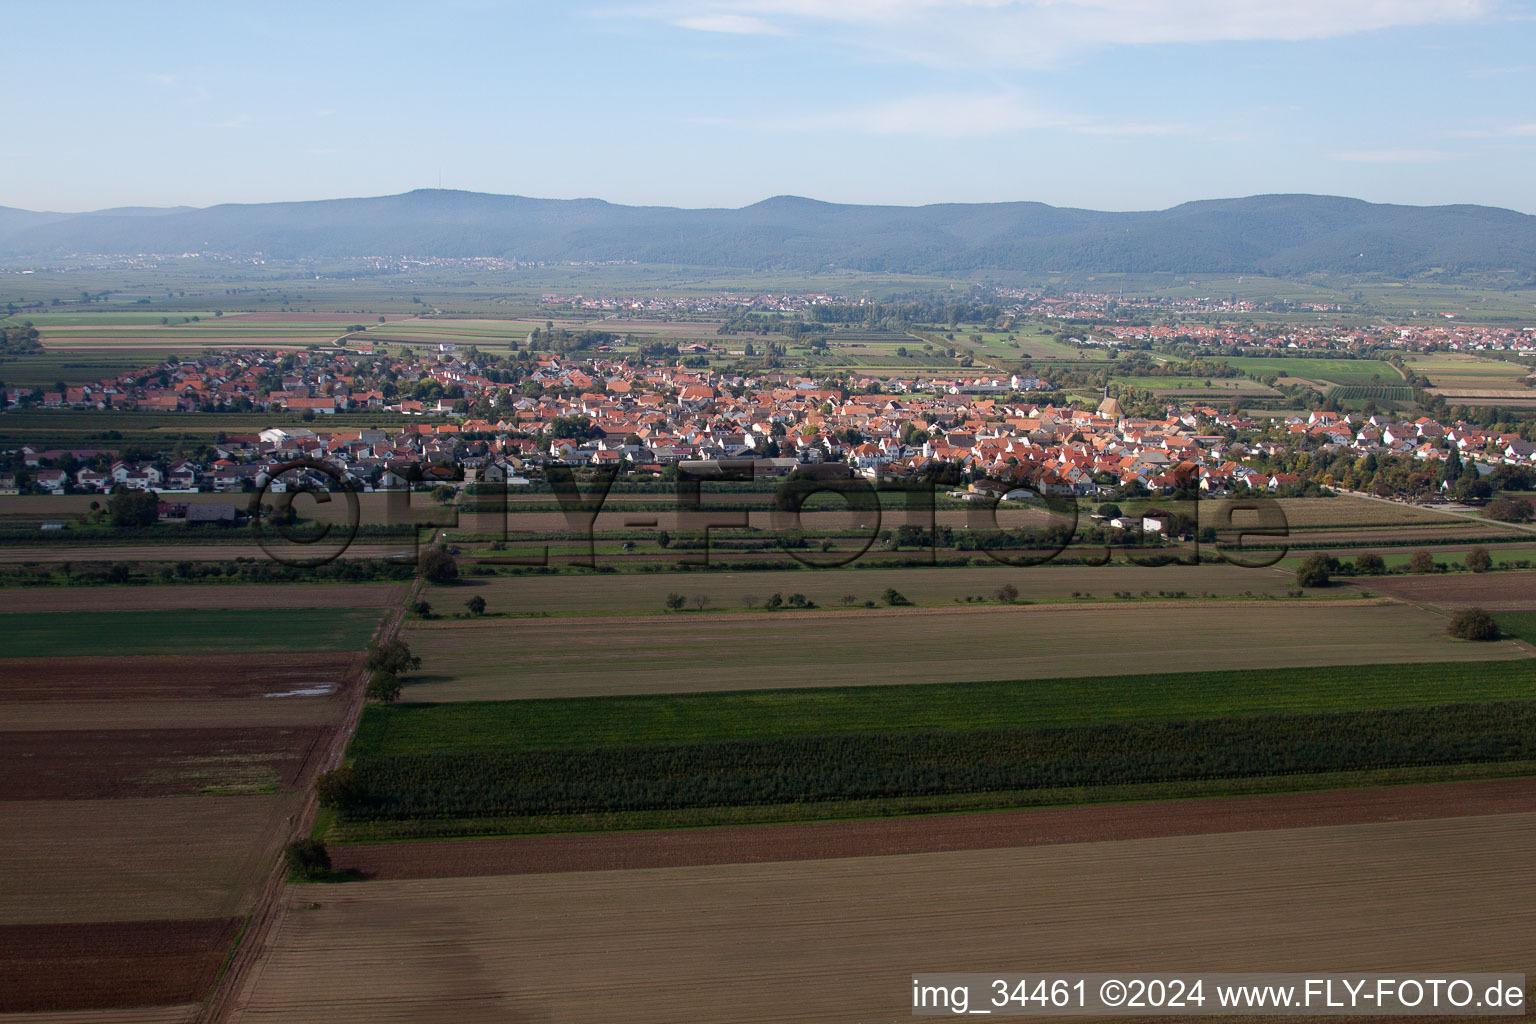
left=330, top=776, right=1536, bottom=879
left=0, top=727, right=331, bottom=798
left=1364, top=571, right=1536, bottom=611
left=0, top=918, right=242, bottom=1013
left=0, top=653, right=359, bottom=702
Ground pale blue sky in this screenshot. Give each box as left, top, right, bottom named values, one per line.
left=6, top=0, right=1535, bottom=212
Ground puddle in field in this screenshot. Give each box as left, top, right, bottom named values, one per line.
left=263, top=686, right=335, bottom=698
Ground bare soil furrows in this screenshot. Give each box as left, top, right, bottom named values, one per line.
left=230, top=813, right=1536, bottom=1024
left=0, top=653, right=360, bottom=702
left=0, top=919, right=242, bottom=1014
left=1364, top=572, right=1536, bottom=611
left=0, top=727, right=331, bottom=799
left=332, top=776, right=1536, bottom=879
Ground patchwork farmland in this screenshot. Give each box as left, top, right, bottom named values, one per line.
left=0, top=587, right=400, bottom=1017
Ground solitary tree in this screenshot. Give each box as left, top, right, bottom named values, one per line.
left=284, top=838, right=331, bottom=880
left=1465, top=547, right=1493, bottom=573
left=742, top=594, right=759, bottom=609
left=883, top=587, right=911, bottom=606
left=692, top=594, right=710, bottom=612
left=364, top=670, right=402, bottom=703
left=411, top=600, right=433, bottom=618
left=316, top=765, right=362, bottom=809
left=664, top=592, right=686, bottom=612
left=995, top=583, right=1020, bottom=603
left=465, top=595, right=487, bottom=616
left=1408, top=550, right=1435, bottom=575
left=418, top=547, right=459, bottom=585
left=366, top=638, right=420, bottom=675
left=1448, top=607, right=1500, bottom=642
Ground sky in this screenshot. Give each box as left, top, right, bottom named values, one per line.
left=5, top=0, right=1535, bottom=213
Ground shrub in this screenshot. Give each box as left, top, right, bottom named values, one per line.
left=1353, top=552, right=1386, bottom=576
left=418, top=547, right=458, bottom=585
left=883, top=587, right=911, bottom=606
left=1295, top=553, right=1334, bottom=588
left=1465, top=547, right=1493, bottom=573
left=1448, top=607, right=1500, bottom=642
left=283, top=838, right=331, bottom=879
left=1485, top=496, right=1534, bottom=523
left=365, top=670, right=402, bottom=703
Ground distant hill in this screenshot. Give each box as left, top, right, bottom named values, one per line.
left=1, top=190, right=1532, bottom=278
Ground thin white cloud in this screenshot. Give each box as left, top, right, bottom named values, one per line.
left=646, top=0, right=1496, bottom=66
left=672, top=12, right=787, bottom=34
left=1332, top=148, right=1458, bottom=163
left=1451, top=120, right=1536, bottom=137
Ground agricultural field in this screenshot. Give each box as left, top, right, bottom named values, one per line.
left=0, top=490, right=449, bottom=528
left=330, top=655, right=1536, bottom=838
left=0, top=607, right=383, bottom=657
left=393, top=600, right=1516, bottom=701
left=0, top=578, right=396, bottom=1017
left=233, top=811, right=1536, bottom=1024
left=1111, top=375, right=1278, bottom=397
left=0, top=582, right=406, bottom=613
left=1404, top=352, right=1532, bottom=389
left=435, top=563, right=1306, bottom=616
left=1215, top=356, right=1402, bottom=386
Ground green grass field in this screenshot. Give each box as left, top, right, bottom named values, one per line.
left=1217, top=356, right=1401, bottom=385
left=0, top=607, right=382, bottom=657
left=352, top=658, right=1536, bottom=755
left=1496, top=613, right=1536, bottom=645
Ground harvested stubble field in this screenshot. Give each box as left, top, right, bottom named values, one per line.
left=0, top=796, right=299, bottom=925
left=1362, top=571, right=1536, bottom=611
left=0, top=608, right=383, bottom=658
left=0, top=918, right=242, bottom=1014
left=235, top=813, right=1536, bottom=1024
left=441, top=563, right=1304, bottom=614
left=398, top=601, right=1520, bottom=700
left=0, top=542, right=411, bottom=564
left=0, top=583, right=405, bottom=614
